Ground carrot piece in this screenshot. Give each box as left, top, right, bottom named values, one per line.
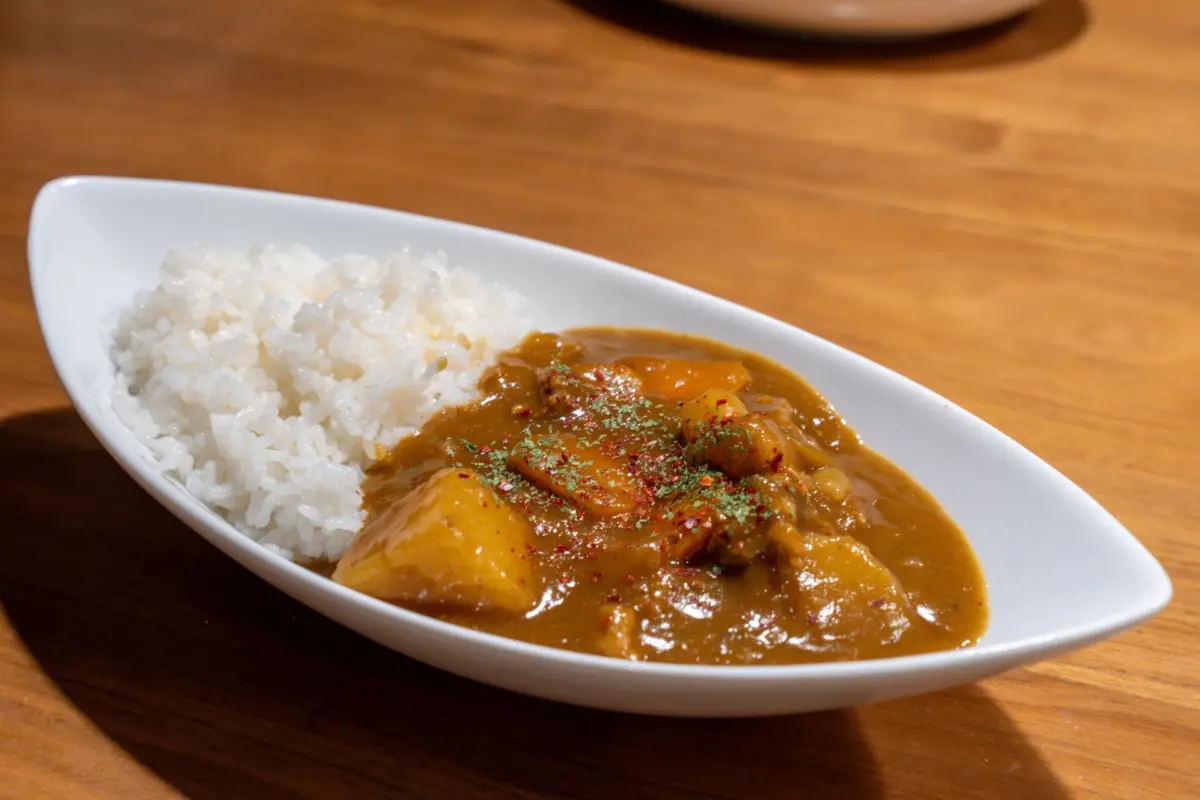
left=508, top=432, right=644, bottom=515
left=616, top=356, right=749, bottom=400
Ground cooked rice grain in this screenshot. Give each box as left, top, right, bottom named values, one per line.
left=111, top=245, right=532, bottom=561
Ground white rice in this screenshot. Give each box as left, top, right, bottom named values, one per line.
left=110, top=245, right=532, bottom=562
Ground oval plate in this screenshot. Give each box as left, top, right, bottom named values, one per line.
left=660, top=0, right=1045, bottom=37
left=28, top=176, right=1171, bottom=717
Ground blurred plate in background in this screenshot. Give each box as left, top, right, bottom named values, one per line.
left=660, top=0, right=1045, bottom=37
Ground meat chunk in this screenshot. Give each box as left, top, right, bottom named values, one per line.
left=646, top=501, right=718, bottom=563
left=516, top=332, right=585, bottom=367
left=332, top=468, right=535, bottom=613
left=542, top=362, right=643, bottom=416
left=645, top=497, right=771, bottom=569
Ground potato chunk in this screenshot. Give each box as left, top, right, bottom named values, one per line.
left=769, top=523, right=911, bottom=648
left=680, top=396, right=793, bottom=480
left=333, top=468, right=535, bottom=613
left=617, top=356, right=749, bottom=400
left=599, top=603, right=641, bottom=660
left=508, top=432, right=643, bottom=515
left=690, top=412, right=791, bottom=479
left=813, top=466, right=853, bottom=501
left=679, top=388, right=747, bottom=439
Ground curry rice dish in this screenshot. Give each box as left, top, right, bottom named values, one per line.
left=113, top=247, right=987, bottom=666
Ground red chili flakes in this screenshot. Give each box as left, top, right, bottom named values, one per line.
left=605, top=593, right=621, bottom=602
left=558, top=576, right=572, bottom=585
left=554, top=544, right=570, bottom=554
left=869, top=598, right=886, bottom=608
left=457, top=472, right=470, bottom=479
left=526, top=544, right=539, bottom=555
left=478, top=445, right=492, bottom=455
left=559, top=452, right=569, bottom=465
left=591, top=571, right=603, bottom=583
left=622, top=575, right=635, bottom=584
left=769, top=451, right=784, bottom=471
left=715, top=398, right=727, bottom=406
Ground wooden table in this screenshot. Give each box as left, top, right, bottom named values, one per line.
left=2, top=0, right=1197, bottom=797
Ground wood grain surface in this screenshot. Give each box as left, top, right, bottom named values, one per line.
left=1, top=0, right=1197, bottom=797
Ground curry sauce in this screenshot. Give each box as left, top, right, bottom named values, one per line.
left=331, top=328, right=987, bottom=665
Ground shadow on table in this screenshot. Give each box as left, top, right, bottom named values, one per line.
left=561, top=0, right=1090, bottom=71
left=0, top=408, right=1067, bottom=799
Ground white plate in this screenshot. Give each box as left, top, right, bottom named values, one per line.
left=28, top=176, right=1171, bottom=717
left=660, top=0, right=1045, bottom=37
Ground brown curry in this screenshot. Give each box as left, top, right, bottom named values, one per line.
left=327, top=329, right=987, bottom=665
